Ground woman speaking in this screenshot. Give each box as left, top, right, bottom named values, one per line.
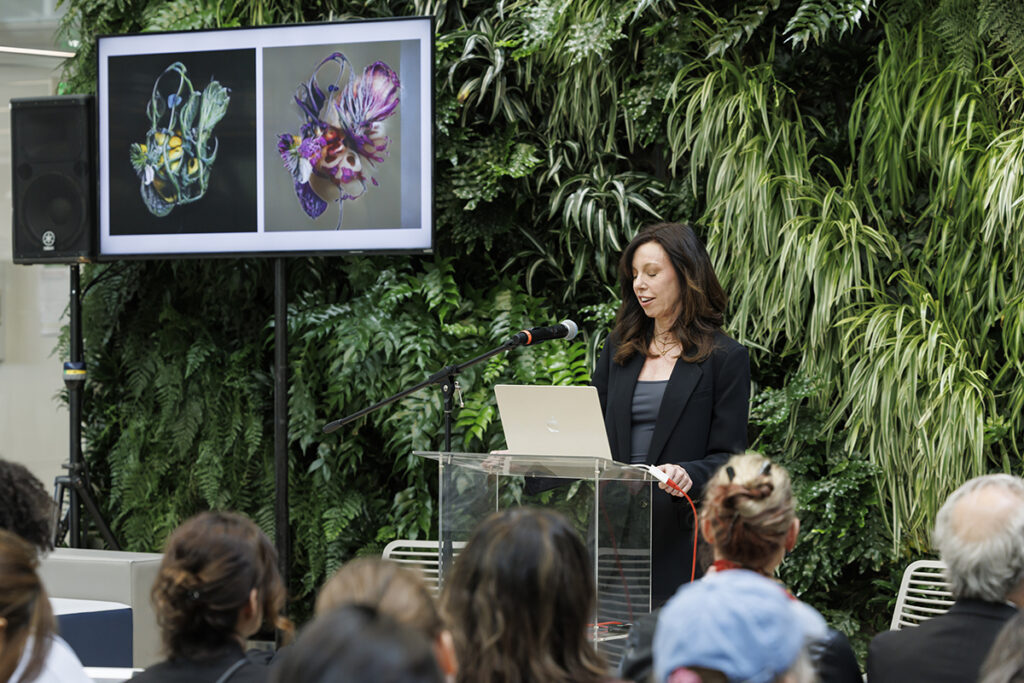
left=592, top=222, right=750, bottom=604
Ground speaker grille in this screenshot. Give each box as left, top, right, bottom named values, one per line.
left=22, top=171, right=87, bottom=251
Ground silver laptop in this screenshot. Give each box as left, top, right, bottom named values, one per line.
left=493, top=384, right=613, bottom=459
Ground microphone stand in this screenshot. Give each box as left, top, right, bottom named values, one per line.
left=322, top=339, right=518, bottom=451
left=322, top=338, right=521, bottom=584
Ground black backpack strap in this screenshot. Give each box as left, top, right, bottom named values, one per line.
left=213, top=657, right=249, bottom=683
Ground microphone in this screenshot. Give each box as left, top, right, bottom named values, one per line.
left=506, top=320, right=579, bottom=347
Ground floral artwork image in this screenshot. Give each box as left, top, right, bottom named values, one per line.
left=277, top=52, right=400, bottom=229
left=129, top=62, right=230, bottom=217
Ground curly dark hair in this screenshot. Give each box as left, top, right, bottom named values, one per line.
left=0, top=459, right=54, bottom=552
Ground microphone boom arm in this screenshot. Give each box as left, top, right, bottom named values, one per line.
left=321, top=339, right=517, bottom=450
left=320, top=326, right=572, bottom=585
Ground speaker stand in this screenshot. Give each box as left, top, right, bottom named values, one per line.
left=52, top=264, right=119, bottom=550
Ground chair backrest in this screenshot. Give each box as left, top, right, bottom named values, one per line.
left=39, top=548, right=164, bottom=667
left=890, top=558, right=955, bottom=630
left=381, top=539, right=463, bottom=595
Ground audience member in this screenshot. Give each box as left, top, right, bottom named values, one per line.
left=653, top=569, right=818, bottom=683
left=620, top=453, right=860, bottom=682
left=979, top=610, right=1024, bottom=683
left=269, top=604, right=444, bottom=683
left=867, top=474, right=1024, bottom=683
left=132, top=511, right=292, bottom=683
left=442, top=506, right=622, bottom=683
left=0, top=459, right=55, bottom=553
left=315, top=556, right=456, bottom=677
left=0, top=530, right=90, bottom=683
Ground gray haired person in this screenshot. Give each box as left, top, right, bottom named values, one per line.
left=867, top=474, right=1024, bottom=683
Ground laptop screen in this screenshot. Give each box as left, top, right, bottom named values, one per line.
left=493, top=384, right=613, bottom=459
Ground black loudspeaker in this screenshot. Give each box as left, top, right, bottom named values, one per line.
left=11, top=95, right=97, bottom=264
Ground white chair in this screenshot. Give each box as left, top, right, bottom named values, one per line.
left=381, top=539, right=464, bottom=595
left=594, top=547, right=652, bottom=665
left=890, top=558, right=955, bottom=630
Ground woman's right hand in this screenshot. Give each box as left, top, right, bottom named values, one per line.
left=655, top=463, right=693, bottom=497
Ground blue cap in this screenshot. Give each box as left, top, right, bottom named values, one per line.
left=652, top=570, right=826, bottom=683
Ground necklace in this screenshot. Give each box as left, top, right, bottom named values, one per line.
left=651, top=332, right=679, bottom=358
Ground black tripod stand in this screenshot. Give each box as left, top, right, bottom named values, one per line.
left=52, top=264, right=119, bottom=550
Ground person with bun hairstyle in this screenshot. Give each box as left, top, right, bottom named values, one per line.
left=592, top=222, right=750, bottom=604
left=699, top=453, right=859, bottom=681
left=132, top=511, right=292, bottom=683
left=620, top=453, right=861, bottom=682
left=700, top=452, right=800, bottom=576
left=0, top=530, right=90, bottom=683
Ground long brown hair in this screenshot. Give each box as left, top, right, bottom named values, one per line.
left=700, top=453, right=795, bottom=572
left=0, top=530, right=55, bottom=682
left=151, top=511, right=292, bottom=659
left=612, top=222, right=727, bottom=364
left=441, top=507, right=608, bottom=683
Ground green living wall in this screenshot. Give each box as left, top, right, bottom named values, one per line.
left=58, top=0, right=1024, bottom=653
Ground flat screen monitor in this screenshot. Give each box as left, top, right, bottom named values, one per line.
left=96, top=16, right=433, bottom=258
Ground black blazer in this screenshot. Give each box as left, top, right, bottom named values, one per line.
left=591, top=330, right=750, bottom=600
left=867, top=599, right=1018, bottom=683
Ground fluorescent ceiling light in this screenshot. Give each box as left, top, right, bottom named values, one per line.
left=0, top=45, right=75, bottom=58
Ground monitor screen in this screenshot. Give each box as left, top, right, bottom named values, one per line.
left=97, top=17, right=433, bottom=258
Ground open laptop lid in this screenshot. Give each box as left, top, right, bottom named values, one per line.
left=494, top=384, right=613, bottom=459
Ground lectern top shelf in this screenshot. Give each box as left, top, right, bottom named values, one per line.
left=413, top=451, right=657, bottom=481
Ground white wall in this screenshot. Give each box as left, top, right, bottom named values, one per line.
left=0, top=11, right=75, bottom=490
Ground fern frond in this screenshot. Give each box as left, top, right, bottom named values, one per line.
left=786, top=0, right=874, bottom=51
left=172, top=399, right=202, bottom=456
left=141, top=0, right=218, bottom=32
left=705, top=1, right=781, bottom=58
left=932, top=0, right=981, bottom=73
left=184, top=339, right=215, bottom=379
left=978, top=0, right=1024, bottom=67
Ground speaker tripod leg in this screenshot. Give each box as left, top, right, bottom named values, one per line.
left=52, top=475, right=70, bottom=548
left=68, top=472, right=120, bottom=550
left=52, top=469, right=119, bottom=550
left=58, top=264, right=119, bottom=551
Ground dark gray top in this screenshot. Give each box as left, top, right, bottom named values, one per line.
left=630, top=379, right=669, bottom=464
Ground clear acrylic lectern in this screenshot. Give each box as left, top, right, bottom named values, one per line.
left=414, top=451, right=655, bottom=661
